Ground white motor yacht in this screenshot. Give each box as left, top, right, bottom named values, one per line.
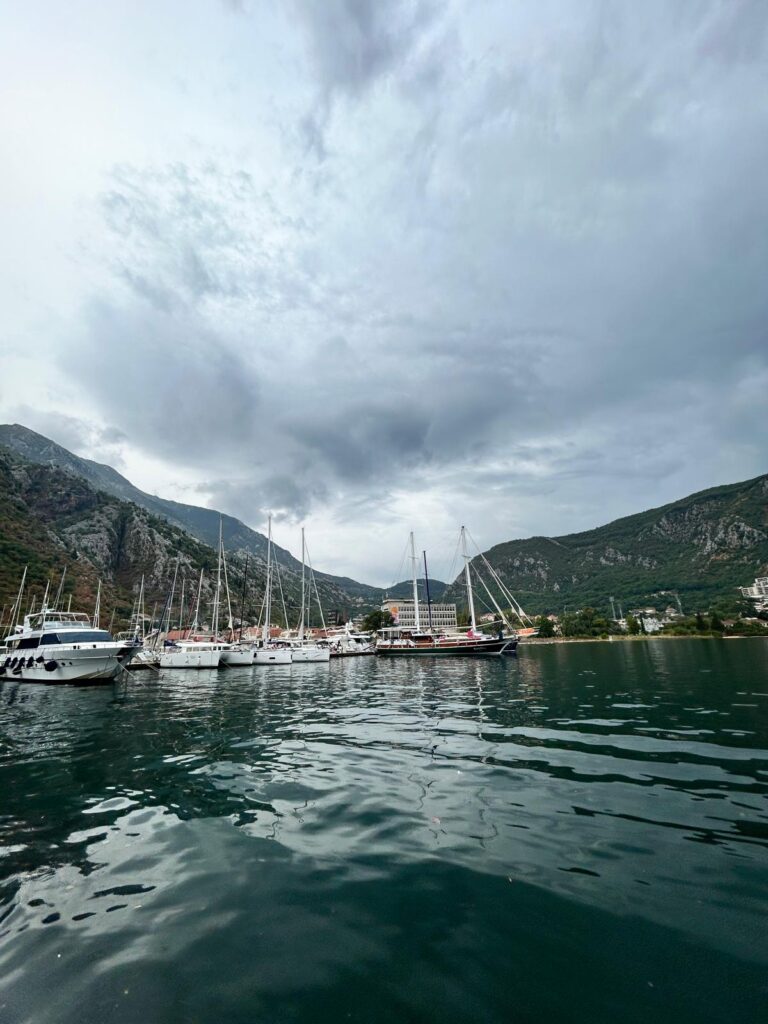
left=328, top=624, right=376, bottom=657
left=0, top=608, right=139, bottom=684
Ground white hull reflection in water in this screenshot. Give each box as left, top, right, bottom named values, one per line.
left=0, top=639, right=767, bottom=1024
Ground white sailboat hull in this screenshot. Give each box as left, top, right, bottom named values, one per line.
left=158, top=648, right=220, bottom=669
left=254, top=648, right=292, bottom=665
left=291, top=645, right=331, bottom=663
left=220, top=648, right=255, bottom=666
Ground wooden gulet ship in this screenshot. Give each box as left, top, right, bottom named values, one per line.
left=376, top=528, right=521, bottom=657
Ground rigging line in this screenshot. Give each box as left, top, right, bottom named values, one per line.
left=238, top=554, right=249, bottom=642
left=6, top=566, right=28, bottom=639
left=466, top=528, right=534, bottom=625
left=255, top=583, right=266, bottom=631
left=52, top=566, right=67, bottom=611
left=484, top=557, right=532, bottom=624
left=441, top=532, right=462, bottom=597
left=304, top=541, right=327, bottom=631
left=274, top=558, right=289, bottom=629
left=388, top=536, right=411, bottom=593
left=221, top=547, right=234, bottom=631
left=470, top=563, right=517, bottom=632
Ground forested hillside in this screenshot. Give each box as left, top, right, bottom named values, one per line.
left=465, top=474, right=768, bottom=616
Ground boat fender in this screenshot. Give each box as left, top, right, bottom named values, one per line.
left=35, top=655, right=44, bottom=663
left=12, top=663, right=23, bottom=674
left=27, top=656, right=35, bottom=668
left=44, top=660, right=58, bottom=672
left=9, top=657, right=17, bottom=668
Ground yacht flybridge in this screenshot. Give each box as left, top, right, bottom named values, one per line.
left=376, top=527, right=530, bottom=657
left=0, top=608, right=139, bottom=683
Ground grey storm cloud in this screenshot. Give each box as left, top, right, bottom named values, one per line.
left=291, top=0, right=444, bottom=157
left=8, top=0, right=765, bottom=566
left=291, top=0, right=439, bottom=97
left=74, top=298, right=262, bottom=466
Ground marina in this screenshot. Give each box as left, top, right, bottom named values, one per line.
left=0, top=525, right=531, bottom=682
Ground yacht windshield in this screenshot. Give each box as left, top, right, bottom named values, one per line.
left=40, top=631, right=113, bottom=645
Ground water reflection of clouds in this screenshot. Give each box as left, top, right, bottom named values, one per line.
left=1, top=646, right=767, bottom=977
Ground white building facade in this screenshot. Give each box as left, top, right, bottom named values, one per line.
left=381, top=598, right=457, bottom=632
left=739, top=577, right=768, bottom=611
left=740, top=577, right=768, bottom=600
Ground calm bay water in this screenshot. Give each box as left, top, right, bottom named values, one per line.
left=1, top=639, right=767, bottom=1023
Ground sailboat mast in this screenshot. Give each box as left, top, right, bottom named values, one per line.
left=213, top=518, right=223, bottom=637
left=263, top=514, right=272, bottom=645
left=222, top=546, right=234, bottom=635
left=7, top=566, right=27, bottom=635
left=461, top=526, right=477, bottom=632
left=410, top=531, right=421, bottom=631
left=192, top=569, right=204, bottom=634
left=423, top=551, right=434, bottom=632
left=137, top=575, right=145, bottom=640
left=93, top=580, right=101, bottom=629
left=238, top=555, right=249, bottom=642
left=53, top=567, right=67, bottom=610
left=299, top=527, right=306, bottom=640
left=165, top=558, right=180, bottom=635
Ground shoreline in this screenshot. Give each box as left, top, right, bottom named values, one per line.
left=522, top=634, right=768, bottom=645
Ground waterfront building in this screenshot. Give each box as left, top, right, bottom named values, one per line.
left=381, top=597, right=457, bottom=632
left=739, top=577, right=768, bottom=600
left=739, top=577, right=768, bottom=611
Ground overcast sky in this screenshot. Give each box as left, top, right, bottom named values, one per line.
left=1, top=0, right=766, bottom=585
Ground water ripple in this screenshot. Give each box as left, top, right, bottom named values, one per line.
left=0, top=640, right=767, bottom=1023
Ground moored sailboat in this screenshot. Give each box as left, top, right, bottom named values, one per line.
left=254, top=515, right=292, bottom=665
left=157, top=563, right=223, bottom=669
left=376, top=528, right=519, bottom=657
left=289, top=528, right=330, bottom=663
left=216, top=522, right=255, bottom=666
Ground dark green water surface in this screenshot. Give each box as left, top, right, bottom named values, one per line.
left=1, top=639, right=767, bottom=1023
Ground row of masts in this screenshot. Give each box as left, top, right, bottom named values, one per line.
left=408, top=525, right=478, bottom=633
left=1, top=515, right=321, bottom=642
left=141, top=515, right=327, bottom=644
left=3, top=524, right=533, bottom=642
left=0, top=565, right=94, bottom=636
left=407, top=526, right=533, bottom=635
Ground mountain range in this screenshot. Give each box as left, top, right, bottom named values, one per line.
left=0, top=422, right=766, bottom=626
left=0, top=424, right=442, bottom=627
left=463, top=474, right=768, bottom=616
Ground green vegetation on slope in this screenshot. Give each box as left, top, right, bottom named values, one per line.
left=458, top=474, right=768, bottom=617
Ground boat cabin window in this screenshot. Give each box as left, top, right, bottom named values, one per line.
left=40, top=630, right=113, bottom=645
left=13, top=637, right=40, bottom=650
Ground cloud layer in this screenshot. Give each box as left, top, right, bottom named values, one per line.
left=1, top=0, right=767, bottom=582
